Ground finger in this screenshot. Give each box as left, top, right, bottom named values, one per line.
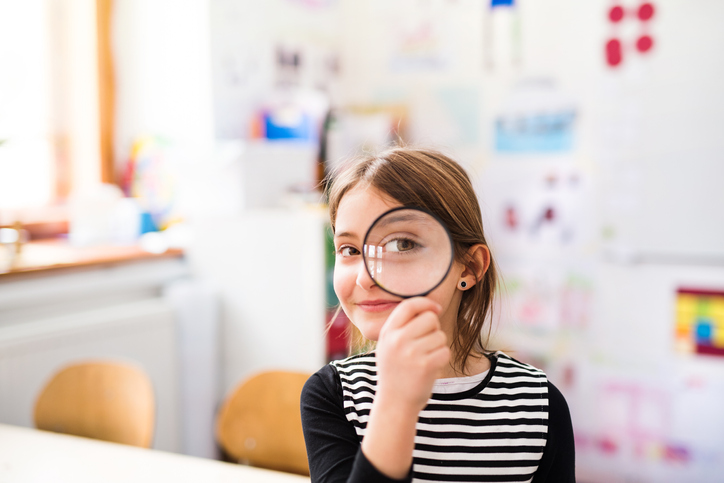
left=398, top=311, right=442, bottom=340
left=383, top=297, right=442, bottom=331
left=409, top=329, right=448, bottom=355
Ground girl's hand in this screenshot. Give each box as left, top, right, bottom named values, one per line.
left=375, top=297, right=451, bottom=412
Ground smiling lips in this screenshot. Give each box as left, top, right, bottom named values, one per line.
left=356, top=299, right=401, bottom=313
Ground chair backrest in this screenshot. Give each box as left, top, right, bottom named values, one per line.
left=34, top=361, right=155, bottom=448
left=216, top=370, right=311, bottom=476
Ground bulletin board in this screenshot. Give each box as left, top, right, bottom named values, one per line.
left=478, top=1, right=724, bottom=481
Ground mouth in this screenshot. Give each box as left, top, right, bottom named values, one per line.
left=355, top=299, right=401, bottom=313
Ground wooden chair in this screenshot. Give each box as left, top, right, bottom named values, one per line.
left=216, top=370, right=311, bottom=476
left=34, top=361, right=155, bottom=448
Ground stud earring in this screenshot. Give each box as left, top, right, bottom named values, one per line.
left=460, top=281, right=467, bottom=289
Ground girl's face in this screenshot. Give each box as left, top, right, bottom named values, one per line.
left=333, top=183, right=465, bottom=342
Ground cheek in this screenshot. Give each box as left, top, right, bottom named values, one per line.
left=427, top=283, right=456, bottom=308
left=427, top=262, right=464, bottom=308
left=333, top=263, right=355, bottom=305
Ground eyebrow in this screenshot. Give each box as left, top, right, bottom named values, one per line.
left=374, top=212, right=435, bottom=229
left=333, top=231, right=357, bottom=240
left=334, top=213, right=435, bottom=241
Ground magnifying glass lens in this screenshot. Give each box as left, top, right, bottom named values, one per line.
left=363, top=208, right=453, bottom=298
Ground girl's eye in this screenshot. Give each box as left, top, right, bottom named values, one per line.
left=385, top=238, right=418, bottom=253
left=338, top=246, right=360, bottom=257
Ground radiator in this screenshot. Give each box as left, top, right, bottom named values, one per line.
left=0, top=298, right=180, bottom=452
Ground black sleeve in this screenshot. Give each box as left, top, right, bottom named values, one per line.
left=532, top=381, right=576, bottom=483
left=300, top=364, right=412, bottom=483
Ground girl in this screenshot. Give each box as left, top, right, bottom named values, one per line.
left=301, top=147, right=575, bottom=483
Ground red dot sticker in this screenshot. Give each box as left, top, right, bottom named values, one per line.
left=609, top=5, right=625, bottom=22
left=544, top=207, right=556, bottom=222
left=606, top=38, right=623, bottom=66
left=636, top=35, right=654, bottom=52
left=638, top=3, right=654, bottom=21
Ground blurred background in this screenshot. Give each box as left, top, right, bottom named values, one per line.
left=1, top=0, right=723, bottom=481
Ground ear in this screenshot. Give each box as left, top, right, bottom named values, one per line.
left=458, top=244, right=490, bottom=289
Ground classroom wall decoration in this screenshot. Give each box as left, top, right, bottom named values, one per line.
left=493, top=79, right=577, bottom=153
left=559, top=260, right=724, bottom=481
left=605, top=2, right=656, bottom=68
left=500, top=264, right=593, bottom=331
left=675, top=288, right=724, bottom=358
left=478, top=165, right=592, bottom=261
left=122, top=136, right=179, bottom=230
left=572, top=360, right=724, bottom=482
left=386, top=0, right=459, bottom=73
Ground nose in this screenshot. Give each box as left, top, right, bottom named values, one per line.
left=355, top=258, right=377, bottom=290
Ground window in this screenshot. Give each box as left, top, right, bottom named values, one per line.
left=0, top=0, right=113, bottom=229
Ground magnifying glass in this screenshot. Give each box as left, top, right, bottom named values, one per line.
left=363, top=206, right=455, bottom=298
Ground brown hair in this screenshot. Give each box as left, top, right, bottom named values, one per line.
left=327, top=146, right=498, bottom=374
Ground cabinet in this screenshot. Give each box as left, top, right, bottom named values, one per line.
left=187, top=207, right=327, bottom=397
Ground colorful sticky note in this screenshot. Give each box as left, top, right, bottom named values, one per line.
left=675, top=288, right=724, bottom=357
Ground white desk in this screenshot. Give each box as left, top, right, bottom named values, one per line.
left=0, top=424, right=310, bottom=483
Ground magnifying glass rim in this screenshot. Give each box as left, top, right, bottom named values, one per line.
left=362, top=205, right=455, bottom=299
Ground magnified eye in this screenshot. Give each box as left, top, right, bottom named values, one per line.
left=385, top=238, right=418, bottom=253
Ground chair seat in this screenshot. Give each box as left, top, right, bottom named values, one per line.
left=34, top=361, right=155, bottom=448
left=216, top=370, right=311, bottom=476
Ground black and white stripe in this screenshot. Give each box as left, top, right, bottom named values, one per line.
left=331, top=352, right=548, bottom=483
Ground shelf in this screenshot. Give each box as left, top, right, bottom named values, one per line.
left=0, top=239, right=184, bottom=279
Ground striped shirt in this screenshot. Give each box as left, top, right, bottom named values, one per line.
left=301, top=351, right=574, bottom=483
left=332, top=352, right=548, bottom=483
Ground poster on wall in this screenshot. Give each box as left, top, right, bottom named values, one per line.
left=478, top=163, right=593, bottom=262
left=493, top=78, right=577, bottom=154
left=498, top=263, right=593, bottom=332
left=572, top=360, right=724, bottom=482
left=675, top=288, right=724, bottom=358
left=370, top=0, right=473, bottom=74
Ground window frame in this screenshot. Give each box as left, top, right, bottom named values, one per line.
left=0, top=0, right=115, bottom=239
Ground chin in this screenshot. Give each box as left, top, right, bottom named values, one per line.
left=351, top=316, right=384, bottom=342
